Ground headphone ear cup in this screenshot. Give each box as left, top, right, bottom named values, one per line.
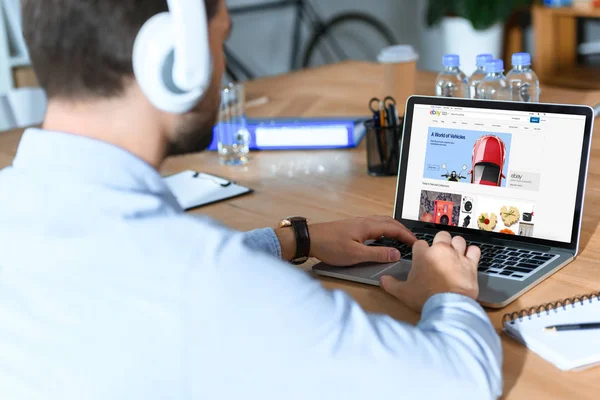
left=133, top=12, right=208, bottom=114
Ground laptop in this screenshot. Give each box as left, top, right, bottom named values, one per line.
left=313, top=96, right=594, bottom=308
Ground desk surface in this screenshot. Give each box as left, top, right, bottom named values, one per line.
left=1, top=61, right=600, bottom=398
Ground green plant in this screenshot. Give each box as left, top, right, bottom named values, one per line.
left=426, top=0, right=533, bottom=30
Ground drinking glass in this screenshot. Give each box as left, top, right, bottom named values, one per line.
left=216, top=83, right=250, bottom=165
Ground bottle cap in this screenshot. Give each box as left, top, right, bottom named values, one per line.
left=485, top=59, right=504, bottom=73
left=476, top=54, right=494, bottom=67
left=377, top=45, right=419, bottom=63
left=512, top=52, right=531, bottom=66
left=442, top=54, right=460, bottom=67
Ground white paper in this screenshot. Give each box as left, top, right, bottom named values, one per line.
left=504, top=298, right=600, bottom=370
left=163, top=170, right=251, bottom=210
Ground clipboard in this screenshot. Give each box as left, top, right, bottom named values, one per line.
left=163, top=170, right=253, bottom=211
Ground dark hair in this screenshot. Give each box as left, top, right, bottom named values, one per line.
left=22, top=0, right=220, bottom=99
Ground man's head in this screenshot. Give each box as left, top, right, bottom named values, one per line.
left=22, top=0, right=230, bottom=157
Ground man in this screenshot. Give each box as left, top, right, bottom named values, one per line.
left=0, top=0, right=502, bottom=399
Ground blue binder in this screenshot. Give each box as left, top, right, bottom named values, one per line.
left=208, top=117, right=367, bottom=151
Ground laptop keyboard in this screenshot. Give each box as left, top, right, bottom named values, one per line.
left=370, top=233, right=558, bottom=282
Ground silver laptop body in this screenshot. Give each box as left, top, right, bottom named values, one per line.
left=313, top=96, right=594, bottom=308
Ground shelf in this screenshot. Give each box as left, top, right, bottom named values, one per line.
left=536, top=5, right=600, bottom=18
left=544, top=65, right=600, bottom=89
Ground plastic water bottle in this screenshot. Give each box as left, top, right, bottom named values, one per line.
left=506, top=52, right=540, bottom=102
left=468, top=53, right=493, bottom=99
left=477, top=59, right=510, bottom=101
left=435, top=54, right=467, bottom=98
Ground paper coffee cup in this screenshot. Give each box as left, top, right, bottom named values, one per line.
left=377, top=45, right=418, bottom=116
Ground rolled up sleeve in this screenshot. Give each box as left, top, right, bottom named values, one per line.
left=242, top=228, right=282, bottom=259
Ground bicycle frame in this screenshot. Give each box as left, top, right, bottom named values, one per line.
left=228, top=0, right=333, bottom=73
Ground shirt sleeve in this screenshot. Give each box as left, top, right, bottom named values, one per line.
left=242, top=228, right=282, bottom=259
left=182, top=229, right=502, bottom=400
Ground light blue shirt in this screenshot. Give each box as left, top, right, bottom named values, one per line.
left=0, top=129, right=502, bottom=399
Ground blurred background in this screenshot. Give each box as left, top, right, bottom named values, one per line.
left=3, top=0, right=600, bottom=131
left=225, top=0, right=600, bottom=80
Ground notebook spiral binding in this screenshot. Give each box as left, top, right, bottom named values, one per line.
left=502, top=291, right=600, bottom=326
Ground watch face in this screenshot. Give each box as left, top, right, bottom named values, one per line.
left=278, top=219, right=292, bottom=228
left=278, top=216, right=306, bottom=228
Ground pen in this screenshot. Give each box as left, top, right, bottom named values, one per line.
left=387, top=103, right=395, bottom=127
left=372, top=111, right=385, bottom=166
left=384, top=103, right=396, bottom=174
left=543, top=322, right=600, bottom=332
left=379, top=101, right=387, bottom=128
left=373, top=108, right=381, bottom=130
left=379, top=101, right=388, bottom=158
left=386, top=104, right=401, bottom=171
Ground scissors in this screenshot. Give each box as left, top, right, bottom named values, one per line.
left=368, top=96, right=396, bottom=114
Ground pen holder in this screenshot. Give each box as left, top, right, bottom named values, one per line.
left=365, top=119, right=403, bottom=176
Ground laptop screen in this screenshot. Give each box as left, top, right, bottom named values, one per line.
left=400, top=102, right=588, bottom=244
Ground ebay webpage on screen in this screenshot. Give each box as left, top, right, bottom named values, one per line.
left=402, top=104, right=586, bottom=243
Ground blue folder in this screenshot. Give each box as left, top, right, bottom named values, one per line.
left=208, top=117, right=367, bottom=151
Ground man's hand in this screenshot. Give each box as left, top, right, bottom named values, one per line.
left=275, top=216, right=416, bottom=266
left=380, top=231, right=480, bottom=312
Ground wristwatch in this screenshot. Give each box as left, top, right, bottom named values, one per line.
left=278, top=216, right=310, bottom=265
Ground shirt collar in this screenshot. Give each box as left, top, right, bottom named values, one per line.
left=13, top=128, right=181, bottom=207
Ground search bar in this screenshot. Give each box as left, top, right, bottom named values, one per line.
left=446, top=112, right=527, bottom=122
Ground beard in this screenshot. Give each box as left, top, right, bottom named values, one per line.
left=166, top=84, right=220, bottom=157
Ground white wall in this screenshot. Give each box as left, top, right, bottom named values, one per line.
left=226, top=0, right=446, bottom=77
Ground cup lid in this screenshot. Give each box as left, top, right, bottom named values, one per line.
left=377, top=45, right=419, bottom=63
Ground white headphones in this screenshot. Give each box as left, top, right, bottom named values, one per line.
left=132, top=0, right=212, bottom=114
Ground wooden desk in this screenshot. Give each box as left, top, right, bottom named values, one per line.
left=1, top=61, right=600, bottom=398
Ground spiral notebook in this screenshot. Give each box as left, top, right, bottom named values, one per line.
left=163, top=170, right=253, bottom=210
left=503, top=292, right=600, bottom=371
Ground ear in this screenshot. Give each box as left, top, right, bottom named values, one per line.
left=132, top=9, right=211, bottom=114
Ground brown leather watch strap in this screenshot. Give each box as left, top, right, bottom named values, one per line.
left=290, top=217, right=310, bottom=264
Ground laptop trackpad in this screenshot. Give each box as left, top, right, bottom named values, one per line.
left=371, top=261, right=412, bottom=281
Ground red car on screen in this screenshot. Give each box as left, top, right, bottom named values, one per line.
left=469, top=135, right=506, bottom=186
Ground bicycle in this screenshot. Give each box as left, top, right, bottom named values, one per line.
left=226, top=0, right=397, bottom=81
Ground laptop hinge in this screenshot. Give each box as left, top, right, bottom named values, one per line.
left=551, top=246, right=577, bottom=256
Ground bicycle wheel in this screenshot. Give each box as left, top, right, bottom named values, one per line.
left=301, top=12, right=396, bottom=68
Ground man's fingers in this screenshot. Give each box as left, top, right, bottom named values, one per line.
left=380, top=275, right=407, bottom=300
left=465, top=245, right=481, bottom=264
left=432, top=231, right=452, bottom=246
left=354, top=243, right=402, bottom=264
left=364, top=217, right=417, bottom=245
left=410, top=239, right=429, bottom=259
left=451, top=235, right=467, bottom=255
